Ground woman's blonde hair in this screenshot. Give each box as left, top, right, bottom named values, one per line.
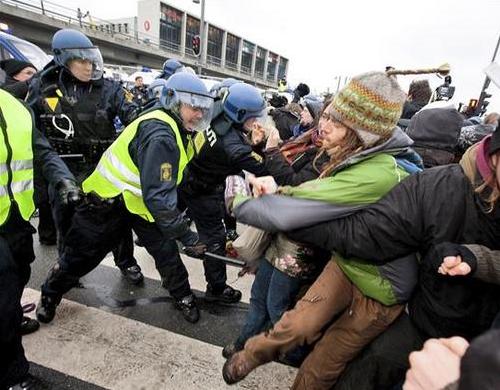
left=475, top=158, right=500, bottom=212
left=313, top=125, right=364, bottom=178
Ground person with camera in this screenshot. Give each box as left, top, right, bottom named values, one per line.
left=129, top=75, right=148, bottom=106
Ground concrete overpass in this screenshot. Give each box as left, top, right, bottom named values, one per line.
left=0, top=0, right=278, bottom=89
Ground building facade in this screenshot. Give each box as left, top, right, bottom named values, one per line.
left=135, top=0, right=288, bottom=85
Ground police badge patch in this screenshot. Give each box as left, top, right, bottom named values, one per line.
left=194, top=131, right=206, bottom=154
left=251, top=152, right=263, bottom=162
left=160, top=163, right=172, bottom=182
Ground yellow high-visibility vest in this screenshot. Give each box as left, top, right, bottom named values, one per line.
left=82, top=109, right=193, bottom=221
left=0, top=89, right=35, bottom=226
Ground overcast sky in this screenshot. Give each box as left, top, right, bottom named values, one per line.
left=56, top=0, right=500, bottom=110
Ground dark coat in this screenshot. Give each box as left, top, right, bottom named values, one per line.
left=400, top=100, right=426, bottom=120
left=1, top=75, right=30, bottom=100
left=269, top=108, right=299, bottom=141
left=183, top=114, right=269, bottom=192
left=264, top=148, right=327, bottom=186
left=27, top=63, right=138, bottom=134
left=406, top=107, right=464, bottom=167
left=287, top=165, right=500, bottom=340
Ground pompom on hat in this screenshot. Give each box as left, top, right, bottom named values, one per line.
left=329, top=63, right=451, bottom=147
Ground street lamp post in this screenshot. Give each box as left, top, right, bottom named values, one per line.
left=193, top=0, right=206, bottom=75
left=475, top=32, right=500, bottom=116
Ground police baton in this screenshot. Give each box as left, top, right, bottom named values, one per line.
left=202, top=252, right=246, bottom=268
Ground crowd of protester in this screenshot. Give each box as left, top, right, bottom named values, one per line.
left=220, top=72, right=500, bottom=389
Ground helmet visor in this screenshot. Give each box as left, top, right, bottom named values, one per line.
left=242, top=112, right=267, bottom=132
left=177, top=91, right=214, bottom=132
left=58, top=47, right=104, bottom=80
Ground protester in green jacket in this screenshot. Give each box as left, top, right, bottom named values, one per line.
left=223, top=70, right=420, bottom=389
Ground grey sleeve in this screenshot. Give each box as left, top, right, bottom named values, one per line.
left=233, top=194, right=364, bottom=233
left=464, top=244, right=500, bottom=285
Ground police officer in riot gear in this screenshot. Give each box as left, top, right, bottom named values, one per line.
left=179, top=82, right=269, bottom=304
left=157, top=58, right=184, bottom=80
left=0, top=89, right=79, bottom=389
left=130, top=75, right=148, bottom=106
left=36, top=72, right=214, bottom=324
left=27, top=28, right=144, bottom=284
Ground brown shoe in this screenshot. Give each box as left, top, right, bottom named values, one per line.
left=222, top=350, right=260, bottom=384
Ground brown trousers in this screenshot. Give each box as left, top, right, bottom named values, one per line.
left=244, top=261, right=404, bottom=390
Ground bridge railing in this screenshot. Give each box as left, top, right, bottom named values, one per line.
left=1, top=0, right=278, bottom=87
left=1, top=0, right=164, bottom=52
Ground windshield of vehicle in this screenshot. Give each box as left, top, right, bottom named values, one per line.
left=6, top=35, right=51, bottom=71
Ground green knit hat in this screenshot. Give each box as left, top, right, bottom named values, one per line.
left=330, top=71, right=406, bottom=147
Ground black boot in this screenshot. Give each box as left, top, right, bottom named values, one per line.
left=222, top=342, right=243, bottom=359
left=20, top=316, right=40, bottom=335
left=173, top=294, right=200, bottom=323
left=39, top=237, right=56, bottom=246
left=205, top=284, right=242, bottom=304
left=120, top=265, right=144, bottom=285
left=36, top=295, right=59, bottom=324
left=8, top=374, right=38, bottom=390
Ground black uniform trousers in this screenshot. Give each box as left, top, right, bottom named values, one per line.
left=41, top=198, right=192, bottom=301
left=47, top=180, right=137, bottom=270
left=179, top=185, right=227, bottom=291
left=34, top=171, right=57, bottom=244
left=36, top=155, right=138, bottom=270
left=0, top=206, right=36, bottom=388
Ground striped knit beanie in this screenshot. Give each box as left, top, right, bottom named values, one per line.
left=330, top=72, right=406, bottom=147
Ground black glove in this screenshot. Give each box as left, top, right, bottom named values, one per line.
left=56, top=179, right=81, bottom=207
left=426, top=242, right=477, bottom=275
left=182, top=242, right=207, bottom=259
left=238, top=260, right=259, bottom=277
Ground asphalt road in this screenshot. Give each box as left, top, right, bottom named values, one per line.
left=21, top=219, right=296, bottom=389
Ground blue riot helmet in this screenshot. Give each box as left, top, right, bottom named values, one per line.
left=210, top=78, right=243, bottom=119
left=147, top=78, right=168, bottom=100
left=209, top=82, right=222, bottom=98
left=221, top=78, right=241, bottom=89
left=210, top=77, right=242, bottom=98
left=159, top=58, right=184, bottom=80
left=51, top=29, right=104, bottom=81
left=160, top=72, right=214, bottom=132
left=223, top=83, right=266, bottom=125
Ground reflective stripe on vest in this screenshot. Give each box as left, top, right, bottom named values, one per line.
left=0, top=89, right=35, bottom=226
left=0, top=159, right=33, bottom=176
left=82, top=109, right=193, bottom=222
